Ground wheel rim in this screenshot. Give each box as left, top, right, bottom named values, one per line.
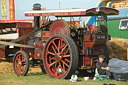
left=14, top=53, right=27, bottom=75
left=44, top=37, right=71, bottom=78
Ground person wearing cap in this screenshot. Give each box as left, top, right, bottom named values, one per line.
left=96, top=55, right=123, bottom=81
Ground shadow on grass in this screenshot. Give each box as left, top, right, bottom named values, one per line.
left=77, top=72, right=95, bottom=78
left=27, top=72, right=46, bottom=76
left=76, top=80, right=82, bottom=82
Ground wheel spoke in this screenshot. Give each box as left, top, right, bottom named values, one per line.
left=52, top=67, right=56, bottom=73
left=49, top=61, right=56, bottom=67
left=21, top=57, right=26, bottom=65
left=65, top=58, right=70, bottom=63
left=21, top=66, right=26, bottom=73
left=58, top=40, right=61, bottom=53
left=17, top=56, right=21, bottom=61
left=21, top=55, right=24, bottom=60
left=56, top=65, right=60, bottom=74
left=54, top=61, right=57, bottom=72
left=61, top=44, right=68, bottom=53
left=62, top=61, right=66, bottom=73
left=51, top=45, right=57, bottom=54
left=21, top=58, right=25, bottom=62
left=59, top=62, right=63, bottom=74
left=61, top=60, right=69, bottom=68
left=49, top=56, right=54, bottom=64
left=64, top=48, right=69, bottom=55
left=48, top=51, right=55, bottom=55
left=51, top=57, right=54, bottom=60
left=22, top=61, right=26, bottom=66
left=63, top=54, right=70, bottom=58
left=60, top=39, right=63, bottom=47
left=17, top=64, right=21, bottom=71
left=54, top=62, right=58, bottom=75
left=52, top=41, right=58, bottom=51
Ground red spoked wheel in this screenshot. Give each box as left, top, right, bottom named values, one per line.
left=13, top=51, right=29, bottom=76
left=43, top=34, right=78, bottom=79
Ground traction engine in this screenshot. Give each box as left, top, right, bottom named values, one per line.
left=12, top=4, right=119, bottom=79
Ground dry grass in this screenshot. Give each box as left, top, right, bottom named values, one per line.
left=0, top=58, right=13, bottom=74
left=0, top=58, right=42, bottom=74
left=107, top=38, right=128, bottom=60
left=28, top=65, right=42, bottom=73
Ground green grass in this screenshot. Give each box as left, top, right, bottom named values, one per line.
left=0, top=73, right=128, bottom=85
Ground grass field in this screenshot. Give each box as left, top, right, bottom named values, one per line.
left=0, top=72, right=128, bottom=85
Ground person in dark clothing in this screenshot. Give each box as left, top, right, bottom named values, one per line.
left=96, top=55, right=124, bottom=81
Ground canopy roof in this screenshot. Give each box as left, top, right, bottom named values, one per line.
left=25, top=7, right=119, bottom=17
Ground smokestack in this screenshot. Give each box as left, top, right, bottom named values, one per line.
left=33, top=3, right=41, bottom=31
left=33, top=3, right=41, bottom=37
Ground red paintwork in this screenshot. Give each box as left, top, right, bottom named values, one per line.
left=34, top=39, right=44, bottom=58
left=49, top=20, right=70, bottom=36
left=34, top=39, right=44, bottom=48
left=34, top=48, right=43, bottom=59
left=42, top=31, right=49, bottom=41
left=0, top=22, right=33, bottom=58
left=25, top=7, right=119, bottom=17
left=83, top=56, right=92, bottom=69
left=85, top=35, right=91, bottom=42
left=0, top=46, right=5, bottom=58
left=17, top=23, right=33, bottom=47
left=82, top=33, right=107, bottom=69
left=44, top=37, right=70, bottom=78
left=25, top=11, right=86, bottom=17
left=86, top=24, right=95, bottom=32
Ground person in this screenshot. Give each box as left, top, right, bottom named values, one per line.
left=96, top=55, right=125, bottom=81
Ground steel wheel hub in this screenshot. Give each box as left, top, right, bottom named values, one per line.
left=18, top=61, right=22, bottom=66
left=54, top=53, right=62, bottom=62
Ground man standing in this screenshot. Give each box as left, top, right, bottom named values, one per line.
left=96, top=55, right=124, bottom=81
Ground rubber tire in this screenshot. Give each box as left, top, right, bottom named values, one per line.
left=103, top=45, right=109, bottom=64
left=13, top=51, right=30, bottom=76
left=43, top=34, right=79, bottom=79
